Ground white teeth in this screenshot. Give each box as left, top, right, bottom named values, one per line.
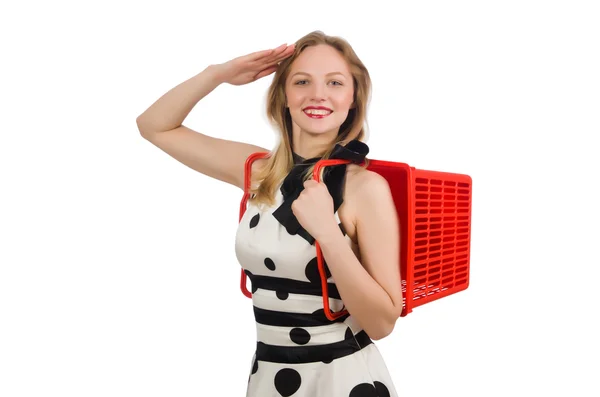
left=304, top=109, right=331, bottom=115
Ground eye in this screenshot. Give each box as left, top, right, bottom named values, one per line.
left=294, top=80, right=342, bottom=86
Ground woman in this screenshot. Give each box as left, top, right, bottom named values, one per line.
left=137, top=30, right=402, bottom=397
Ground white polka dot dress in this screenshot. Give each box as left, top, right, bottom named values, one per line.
left=235, top=174, right=399, bottom=396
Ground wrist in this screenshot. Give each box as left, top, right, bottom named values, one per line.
left=315, top=219, right=344, bottom=246
left=204, top=64, right=227, bottom=85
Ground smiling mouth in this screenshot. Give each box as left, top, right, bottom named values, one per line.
left=303, top=109, right=333, bottom=118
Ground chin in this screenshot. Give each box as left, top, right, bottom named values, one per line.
left=297, top=120, right=343, bottom=135
left=302, top=126, right=340, bottom=136
left=291, top=111, right=346, bottom=136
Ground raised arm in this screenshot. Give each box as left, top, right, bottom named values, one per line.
left=136, top=44, right=294, bottom=189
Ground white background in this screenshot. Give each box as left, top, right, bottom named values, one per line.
left=1, top=0, right=599, bottom=396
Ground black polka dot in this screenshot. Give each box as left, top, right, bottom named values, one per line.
left=276, top=291, right=289, bottom=300
left=305, top=257, right=331, bottom=283
left=249, top=213, right=260, bottom=228
left=349, top=383, right=377, bottom=397
left=264, top=257, right=276, bottom=271
left=274, top=368, right=301, bottom=397
left=289, top=328, right=311, bottom=345
left=321, top=356, right=333, bottom=364
left=345, top=327, right=354, bottom=340
left=251, top=357, right=258, bottom=374
left=374, top=381, right=391, bottom=397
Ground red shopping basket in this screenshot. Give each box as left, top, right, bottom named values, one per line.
left=239, top=152, right=472, bottom=319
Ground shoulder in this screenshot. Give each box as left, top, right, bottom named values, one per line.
left=345, top=164, right=395, bottom=223
left=345, top=164, right=391, bottom=200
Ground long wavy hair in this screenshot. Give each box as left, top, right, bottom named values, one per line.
left=249, top=30, right=372, bottom=208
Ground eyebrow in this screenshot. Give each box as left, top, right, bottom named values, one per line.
left=291, top=71, right=346, bottom=78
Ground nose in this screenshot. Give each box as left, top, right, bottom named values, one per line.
left=309, top=82, right=327, bottom=102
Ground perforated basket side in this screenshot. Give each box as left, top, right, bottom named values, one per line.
left=409, top=168, right=472, bottom=310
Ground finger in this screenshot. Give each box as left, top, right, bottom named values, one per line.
left=261, top=49, right=287, bottom=65
left=262, top=44, right=295, bottom=65
left=252, top=44, right=286, bottom=62
left=254, top=65, right=278, bottom=80
left=272, top=51, right=294, bottom=66
left=246, top=47, right=285, bottom=69
left=273, top=43, right=288, bottom=51
left=257, top=51, right=293, bottom=73
left=245, top=48, right=275, bottom=62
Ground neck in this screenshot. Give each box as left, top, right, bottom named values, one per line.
left=290, top=126, right=339, bottom=160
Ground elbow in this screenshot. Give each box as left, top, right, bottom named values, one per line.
left=369, top=331, right=389, bottom=341
left=369, top=324, right=393, bottom=341
left=137, top=120, right=150, bottom=138
left=368, top=315, right=399, bottom=341
left=137, top=119, right=148, bottom=137
left=136, top=117, right=156, bottom=137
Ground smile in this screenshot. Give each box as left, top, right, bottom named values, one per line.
left=303, top=109, right=333, bottom=118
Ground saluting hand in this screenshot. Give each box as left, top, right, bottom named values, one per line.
left=214, top=43, right=295, bottom=86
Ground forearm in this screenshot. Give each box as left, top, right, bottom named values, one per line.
left=136, top=64, right=225, bottom=133
left=318, top=227, right=398, bottom=340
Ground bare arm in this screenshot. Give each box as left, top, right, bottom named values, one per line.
left=317, top=172, right=402, bottom=340
left=136, top=65, right=223, bottom=134
left=135, top=45, right=294, bottom=190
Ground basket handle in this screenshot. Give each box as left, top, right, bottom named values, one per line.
left=239, top=154, right=359, bottom=322
left=239, top=152, right=269, bottom=299
left=312, top=158, right=364, bottom=321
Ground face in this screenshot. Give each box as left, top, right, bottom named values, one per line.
left=285, top=44, right=354, bottom=140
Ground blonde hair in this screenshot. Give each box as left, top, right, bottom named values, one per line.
left=249, top=30, right=372, bottom=208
